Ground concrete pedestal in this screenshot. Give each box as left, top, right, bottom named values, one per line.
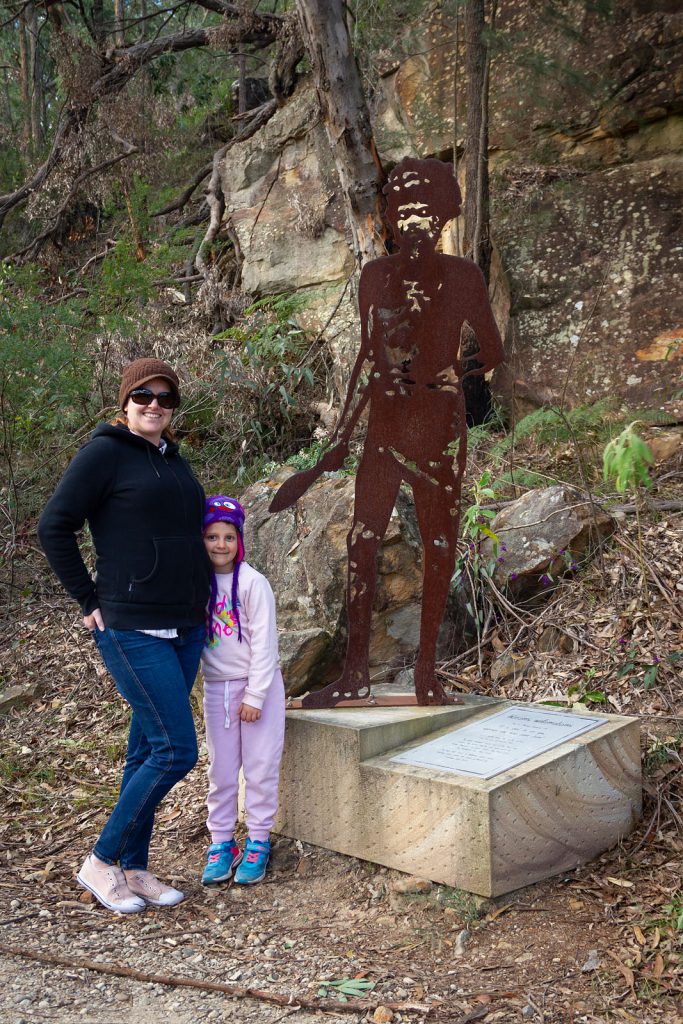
left=275, top=696, right=641, bottom=897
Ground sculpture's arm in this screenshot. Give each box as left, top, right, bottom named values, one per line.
left=329, top=273, right=373, bottom=445
left=268, top=270, right=373, bottom=513
left=461, top=264, right=505, bottom=378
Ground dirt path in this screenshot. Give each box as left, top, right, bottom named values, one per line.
left=1, top=818, right=681, bottom=1024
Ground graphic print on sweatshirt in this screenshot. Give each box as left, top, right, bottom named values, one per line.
left=206, top=592, right=241, bottom=648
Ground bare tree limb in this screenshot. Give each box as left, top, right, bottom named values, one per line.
left=151, top=161, right=213, bottom=217
left=0, top=942, right=434, bottom=1015
left=0, top=7, right=293, bottom=235
left=8, top=133, right=139, bottom=262
left=195, top=98, right=277, bottom=276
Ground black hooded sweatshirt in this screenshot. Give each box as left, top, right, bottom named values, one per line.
left=38, top=423, right=211, bottom=629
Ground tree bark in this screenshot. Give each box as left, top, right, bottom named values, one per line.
left=92, top=0, right=105, bottom=46
left=28, top=3, right=43, bottom=148
left=463, top=0, right=491, bottom=282
left=18, top=9, right=31, bottom=148
left=114, top=0, right=125, bottom=47
left=295, top=0, right=389, bottom=266
left=462, top=0, right=496, bottom=425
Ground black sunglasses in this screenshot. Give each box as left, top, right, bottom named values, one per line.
left=128, top=387, right=179, bottom=410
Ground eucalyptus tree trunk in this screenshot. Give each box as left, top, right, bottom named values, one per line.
left=295, top=0, right=389, bottom=265
left=462, top=0, right=496, bottom=424
left=92, top=0, right=105, bottom=47
left=18, top=9, right=31, bottom=148
left=463, top=0, right=492, bottom=283
left=114, top=0, right=125, bottom=47
left=28, top=3, right=43, bottom=148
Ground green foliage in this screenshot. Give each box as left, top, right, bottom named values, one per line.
left=460, top=471, right=498, bottom=547
left=214, top=293, right=316, bottom=457
left=491, top=400, right=618, bottom=460
left=454, top=472, right=500, bottom=633
left=432, top=884, right=480, bottom=925
left=662, top=891, right=683, bottom=934
left=617, top=649, right=680, bottom=691
left=543, top=669, right=607, bottom=708
left=643, top=732, right=683, bottom=775
left=0, top=264, right=97, bottom=450
left=603, top=422, right=654, bottom=493
left=316, top=978, right=376, bottom=1001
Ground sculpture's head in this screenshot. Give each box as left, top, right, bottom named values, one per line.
left=383, top=158, right=461, bottom=246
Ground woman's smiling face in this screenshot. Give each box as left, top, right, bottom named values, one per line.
left=124, top=377, right=174, bottom=445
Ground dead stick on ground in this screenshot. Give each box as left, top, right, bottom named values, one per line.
left=0, top=944, right=434, bottom=1016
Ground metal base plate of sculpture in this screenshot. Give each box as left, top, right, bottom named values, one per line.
left=270, top=157, right=505, bottom=708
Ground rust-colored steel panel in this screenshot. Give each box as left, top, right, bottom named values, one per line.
left=270, top=158, right=505, bottom=707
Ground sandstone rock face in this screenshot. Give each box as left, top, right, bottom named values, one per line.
left=240, top=470, right=465, bottom=696
left=374, top=4, right=682, bottom=167
left=218, top=5, right=682, bottom=415
left=221, top=86, right=354, bottom=297
left=492, top=156, right=683, bottom=414
left=481, top=485, right=615, bottom=600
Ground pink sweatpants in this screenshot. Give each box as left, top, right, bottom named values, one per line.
left=203, top=671, right=286, bottom=843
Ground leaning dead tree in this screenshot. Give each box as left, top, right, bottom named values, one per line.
left=463, top=0, right=496, bottom=283
left=295, top=0, right=391, bottom=266
left=461, top=0, right=498, bottom=423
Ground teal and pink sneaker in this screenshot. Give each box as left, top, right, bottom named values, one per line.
left=201, top=839, right=242, bottom=885
left=234, top=838, right=270, bottom=885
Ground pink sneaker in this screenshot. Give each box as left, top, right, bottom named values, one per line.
left=124, top=870, right=185, bottom=907
left=76, top=855, right=146, bottom=913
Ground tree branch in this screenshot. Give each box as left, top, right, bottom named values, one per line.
left=0, top=0, right=295, bottom=236
left=195, top=98, right=277, bottom=276
left=151, top=161, right=213, bottom=217
left=9, top=134, right=139, bottom=262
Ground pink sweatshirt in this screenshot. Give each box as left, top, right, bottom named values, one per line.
left=201, top=562, right=280, bottom=710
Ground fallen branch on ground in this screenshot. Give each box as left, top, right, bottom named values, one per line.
left=0, top=943, right=435, bottom=1016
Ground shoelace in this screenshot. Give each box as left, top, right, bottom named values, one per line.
left=208, top=846, right=235, bottom=864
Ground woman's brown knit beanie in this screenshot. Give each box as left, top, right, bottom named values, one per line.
left=119, top=358, right=180, bottom=410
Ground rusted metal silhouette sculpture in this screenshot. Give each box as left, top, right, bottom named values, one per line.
left=270, top=157, right=505, bottom=707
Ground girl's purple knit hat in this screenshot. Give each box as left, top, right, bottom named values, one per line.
left=203, top=496, right=245, bottom=643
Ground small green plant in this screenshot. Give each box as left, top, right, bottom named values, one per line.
left=603, top=422, right=655, bottom=604
left=316, top=978, right=376, bottom=1001
left=617, top=649, right=681, bottom=691
left=643, top=732, right=683, bottom=774
left=542, top=670, right=607, bottom=709
left=434, top=885, right=481, bottom=925
left=454, top=471, right=501, bottom=642
left=603, top=422, right=654, bottom=492
left=662, top=890, right=683, bottom=934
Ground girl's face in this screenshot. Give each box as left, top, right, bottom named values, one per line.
left=204, top=521, right=240, bottom=573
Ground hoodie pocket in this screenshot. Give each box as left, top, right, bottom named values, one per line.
left=128, top=536, right=207, bottom=607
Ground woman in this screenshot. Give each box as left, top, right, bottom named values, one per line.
left=38, top=358, right=211, bottom=913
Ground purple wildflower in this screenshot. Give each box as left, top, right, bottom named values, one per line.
left=540, top=573, right=552, bottom=586
left=570, top=562, right=578, bottom=572
left=509, top=572, right=519, bottom=581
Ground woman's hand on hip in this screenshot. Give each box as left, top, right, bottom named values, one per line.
left=239, top=702, right=261, bottom=723
left=83, top=608, right=105, bottom=632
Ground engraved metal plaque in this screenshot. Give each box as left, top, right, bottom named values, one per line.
left=390, top=706, right=607, bottom=779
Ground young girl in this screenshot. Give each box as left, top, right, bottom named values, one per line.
left=200, top=496, right=285, bottom=885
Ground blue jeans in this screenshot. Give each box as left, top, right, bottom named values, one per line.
left=92, top=625, right=204, bottom=870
